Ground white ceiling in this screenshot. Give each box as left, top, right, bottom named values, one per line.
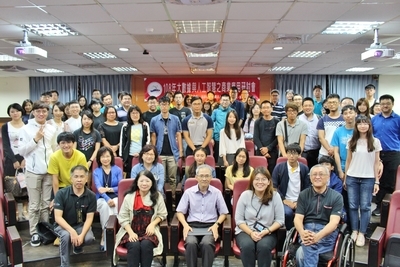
left=0, top=0, right=399, bottom=77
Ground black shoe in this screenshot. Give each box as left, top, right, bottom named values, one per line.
left=99, top=245, right=105, bottom=251
left=73, top=246, right=84, bottom=254
left=372, top=207, right=381, bottom=216
left=30, top=233, right=41, bottom=247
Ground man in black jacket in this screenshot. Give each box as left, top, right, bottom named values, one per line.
left=272, top=143, right=310, bottom=229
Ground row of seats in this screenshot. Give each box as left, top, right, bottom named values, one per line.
left=0, top=134, right=23, bottom=266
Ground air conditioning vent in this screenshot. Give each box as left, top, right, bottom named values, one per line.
left=183, top=43, right=219, bottom=53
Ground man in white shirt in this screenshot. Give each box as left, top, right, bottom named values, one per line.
left=65, top=101, right=81, bottom=132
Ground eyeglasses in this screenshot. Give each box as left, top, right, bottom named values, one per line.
left=35, top=110, right=48, bottom=114
left=287, top=151, right=299, bottom=156
left=380, top=102, right=392, bottom=106
left=197, top=174, right=212, bottom=179
left=311, top=172, right=328, bottom=178
left=144, top=152, right=155, bottom=157
left=327, top=101, right=339, bottom=105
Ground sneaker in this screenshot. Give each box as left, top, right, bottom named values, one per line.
left=350, top=231, right=358, bottom=241
left=372, top=207, right=381, bottom=216
left=356, top=234, right=365, bottom=247
left=73, top=246, right=84, bottom=255
left=30, top=234, right=41, bottom=247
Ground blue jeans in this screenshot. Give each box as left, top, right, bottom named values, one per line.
left=296, top=222, right=338, bottom=267
left=284, top=204, right=295, bottom=230
left=346, top=176, right=375, bottom=234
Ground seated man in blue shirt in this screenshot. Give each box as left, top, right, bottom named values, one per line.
left=294, top=164, right=344, bottom=267
left=176, top=164, right=229, bottom=267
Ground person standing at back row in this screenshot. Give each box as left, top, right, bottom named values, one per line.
left=150, top=95, right=183, bottom=197
left=229, top=86, right=245, bottom=127
left=317, top=94, right=345, bottom=158
left=371, top=94, right=400, bottom=216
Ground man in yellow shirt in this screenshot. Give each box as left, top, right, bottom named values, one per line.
left=48, top=131, right=88, bottom=209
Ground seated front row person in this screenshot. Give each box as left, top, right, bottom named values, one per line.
left=235, top=167, right=284, bottom=267
left=131, top=144, right=165, bottom=195
left=113, top=170, right=168, bottom=267
left=93, top=146, right=123, bottom=251
left=176, top=164, right=229, bottom=267
left=54, top=165, right=96, bottom=267
left=272, top=143, right=310, bottom=230
left=294, top=164, right=344, bottom=267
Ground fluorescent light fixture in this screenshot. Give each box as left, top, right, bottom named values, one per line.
left=269, top=66, right=294, bottom=72
left=273, top=46, right=283, bottom=50
left=112, top=67, right=138, bottom=72
left=0, top=55, right=23, bottom=61
left=119, top=48, right=129, bottom=52
left=22, top=24, right=79, bottom=36
left=82, top=52, right=117, bottom=59
left=190, top=67, right=215, bottom=72
left=36, top=68, right=63, bottom=73
left=186, top=51, right=218, bottom=58
left=175, top=20, right=224, bottom=34
left=346, top=67, right=374, bottom=72
left=322, top=21, right=384, bottom=35
left=288, top=51, right=324, bottom=58
left=167, top=0, right=226, bottom=4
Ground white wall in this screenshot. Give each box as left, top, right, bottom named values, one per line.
left=0, top=77, right=30, bottom=117
left=379, top=75, right=400, bottom=114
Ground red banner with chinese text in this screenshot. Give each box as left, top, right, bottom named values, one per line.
left=144, top=77, right=260, bottom=101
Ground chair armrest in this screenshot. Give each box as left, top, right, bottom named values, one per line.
left=170, top=213, right=181, bottom=253
left=276, top=226, right=287, bottom=253
left=224, top=189, right=232, bottom=214
left=368, top=226, right=386, bottom=267
left=380, top=193, right=392, bottom=227
left=159, top=219, right=169, bottom=253
left=175, top=182, right=183, bottom=206
left=4, top=192, right=17, bottom=226
left=164, top=183, right=173, bottom=222
left=105, top=215, right=118, bottom=258
left=6, top=225, right=23, bottom=265
left=222, top=215, right=232, bottom=256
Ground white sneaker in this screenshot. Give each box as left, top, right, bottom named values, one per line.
left=350, top=231, right=358, bottom=241
left=356, top=234, right=365, bottom=247
left=30, top=233, right=41, bottom=247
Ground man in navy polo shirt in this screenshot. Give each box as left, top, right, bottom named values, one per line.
left=372, top=94, right=400, bottom=216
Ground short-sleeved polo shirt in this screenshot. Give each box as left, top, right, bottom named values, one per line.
left=182, top=113, right=213, bottom=146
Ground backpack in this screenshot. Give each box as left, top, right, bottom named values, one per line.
left=36, top=222, right=57, bottom=245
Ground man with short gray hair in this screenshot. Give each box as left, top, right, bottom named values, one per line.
left=294, top=164, right=344, bottom=267
left=176, top=164, right=228, bottom=267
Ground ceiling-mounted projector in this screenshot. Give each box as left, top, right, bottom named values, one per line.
left=361, top=28, right=395, bottom=61
left=14, top=30, right=47, bottom=58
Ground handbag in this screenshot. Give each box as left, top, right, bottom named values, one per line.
left=4, top=169, right=28, bottom=197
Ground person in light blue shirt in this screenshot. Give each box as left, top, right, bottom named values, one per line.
left=313, top=85, right=324, bottom=117
left=131, top=144, right=165, bottom=195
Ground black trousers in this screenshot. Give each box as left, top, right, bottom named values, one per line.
left=126, top=239, right=155, bottom=267
left=301, top=148, right=320, bottom=169
left=375, top=151, right=400, bottom=204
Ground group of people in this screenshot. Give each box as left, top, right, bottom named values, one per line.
left=1, top=82, right=399, bottom=267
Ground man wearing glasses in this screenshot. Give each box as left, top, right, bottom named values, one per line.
left=272, top=143, right=310, bottom=230
left=176, top=164, right=228, bottom=267
left=19, top=102, right=58, bottom=247
left=276, top=102, right=308, bottom=157
left=211, top=93, right=232, bottom=162
left=371, top=94, right=400, bottom=216
left=229, top=86, right=245, bottom=126
left=317, top=94, right=345, bottom=158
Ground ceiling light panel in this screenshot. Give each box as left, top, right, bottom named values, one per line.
left=346, top=67, right=374, bottom=72
left=322, top=21, right=384, bottom=35
left=36, top=68, right=64, bottom=73
left=0, top=55, right=23, bottom=61
left=175, top=20, right=224, bottom=34
left=186, top=51, right=218, bottom=58
left=190, top=67, right=215, bottom=72
left=270, top=66, right=294, bottom=72
left=22, top=24, right=79, bottom=36
left=111, top=67, right=138, bottom=72
left=288, top=51, right=324, bottom=58
left=82, top=52, right=117, bottom=59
